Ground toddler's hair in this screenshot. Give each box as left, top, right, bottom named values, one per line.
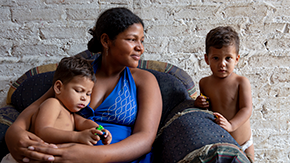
left=52, top=56, right=96, bottom=85
left=205, top=26, right=239, bottom=55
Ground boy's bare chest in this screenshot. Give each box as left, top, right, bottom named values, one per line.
left=54, top=110, right=74, bottom=130
left=204, top=80, right=239, bottom=119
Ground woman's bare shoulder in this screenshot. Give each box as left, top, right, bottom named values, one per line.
left=129, top=68, right=157, bottom=85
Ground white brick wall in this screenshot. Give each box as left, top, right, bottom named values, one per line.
left=0, top=0, right=289, bottom=162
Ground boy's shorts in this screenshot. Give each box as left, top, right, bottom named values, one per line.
left=1, top=153, right=17, bottom=163
left=240, top=134, right=253, bottom=151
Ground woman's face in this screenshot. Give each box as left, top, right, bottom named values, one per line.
left=108, top=23, right=144, bottom=68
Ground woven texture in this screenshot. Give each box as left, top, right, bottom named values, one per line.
left=6, top=64, right=58, bottom=105
left=153, top=108, right=251, bottom=163
left=145, top=69, right=192, bottom=128
left=138, top=60, right=197, bottom=99
left=11, top=71, right=55, bottom=112
left=0, top=105, right=19, bottom=159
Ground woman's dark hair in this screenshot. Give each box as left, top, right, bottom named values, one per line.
left=88, top=7, right=144, bottom=53
left=53, top=56, right=96, bottom=85
left=205, top=26, right=240, bottom=55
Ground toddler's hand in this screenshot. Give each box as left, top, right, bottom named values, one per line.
left=100, top=129, right=112, bottom=145
left=194, top=94, right=209, bottom=109
left=77, top=128, right=100, bottom=146
left=213, top=112, right=234, bottom=132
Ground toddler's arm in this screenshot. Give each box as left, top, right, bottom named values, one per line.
left=213, top=112, right=233, bottom=132
left=195, top=78, right=210, bottom=109
left=194, top=93, right=210, bottom=109
left=215, top=77, right=252, bottom=132
left=34, top=98, right=97, bottom=145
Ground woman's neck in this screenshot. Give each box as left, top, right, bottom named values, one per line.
left=98, top=55, right=126, bottom=77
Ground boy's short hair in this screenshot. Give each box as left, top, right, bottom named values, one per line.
left=205, top=26, right=240, bottom=55
left=52, top=56, right=96, bottom=85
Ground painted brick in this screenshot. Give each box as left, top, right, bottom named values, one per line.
left=223, top=4, right=268, bottom=21
left=1, top=0, right=43, bottom=7
left=172, top=6, right=219, bottom=19
left=40, top=27, right=87, bottom=39
left=0, top=39, right=13, bottom=56
left=99, top=0, right=131, bottom=5
left=45, top=0, right=94, bottom=4
left=0, top=8, right=11, bottom=22
left=67, top=8, right=101, bottom=20
left=135, top=7, right=168, bottom=20
left=248, top=55, right=290, bottom=68
left=12, top=44, right=62, bottom=56
left=12, top=8, right=65, bottom=22
left=168, top=36, right=204, bottom=53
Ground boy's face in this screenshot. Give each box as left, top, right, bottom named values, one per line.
left=57, top=76, right=94, bottom=112
left=205, top=45, right=240, bottom=79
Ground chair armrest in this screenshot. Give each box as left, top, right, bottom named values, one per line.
left=153, top=108, right=251, bottom=163
left=0, top=105, right=20, bottom=158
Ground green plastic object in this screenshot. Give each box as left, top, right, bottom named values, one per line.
left=96, top=125, right=104, bottom=131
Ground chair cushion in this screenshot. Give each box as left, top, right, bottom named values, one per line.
left=145, top=69, right=191, bottom=127
left=6, top=64, right=58, bottom=105
left=138, top=59, right=197, bottom=99
left=153, top=108, right=250, bottom=163
left=0, top=105, right=19, bottom=158
left=11, top=71, right=54, bottom=112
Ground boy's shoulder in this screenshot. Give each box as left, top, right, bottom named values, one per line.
left=42, top=97, right=60, bottom=103
left=199, top=75, right=211, bottom=82
left=40, top=97, right=63, bottom=109
left=233, top=73, right=250, bottom=85
left=200, top=73, right=250, bottom=86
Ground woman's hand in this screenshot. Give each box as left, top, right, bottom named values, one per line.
left=5, top=126, right=56, bottom=162
left=32, top=143, right=103, bottom=163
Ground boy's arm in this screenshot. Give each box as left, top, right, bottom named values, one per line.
left=74, top=114, right=98, bottom=131
left=221, top=76, right=252, bottom=132
left=34, top=98, right=95, bottom=144
left=194, top=78, right=210, bottom=108
left=74, top=114, right=112, bottom=145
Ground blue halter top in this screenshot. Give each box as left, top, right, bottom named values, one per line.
left=78, top=56, right=138, bottom=144
left=78, top=56, right=152, bottom=162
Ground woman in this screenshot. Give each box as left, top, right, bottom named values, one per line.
left=5, top=7, right=162, bottom=163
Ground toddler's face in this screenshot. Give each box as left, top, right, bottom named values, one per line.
left=59, top=76, right=94, bottom=112
left=205, top=45, right=240, bottom=79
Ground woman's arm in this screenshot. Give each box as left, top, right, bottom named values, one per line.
left=5, top=87, right=56, bottom=162
left=32, top=69, right=162, bottom=163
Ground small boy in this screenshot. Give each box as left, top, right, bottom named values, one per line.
left=2, top=56, right=112, bottom=163
left=30, top=56, right=111, bottom=145
left=194, top=26, right=254, bottom=161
